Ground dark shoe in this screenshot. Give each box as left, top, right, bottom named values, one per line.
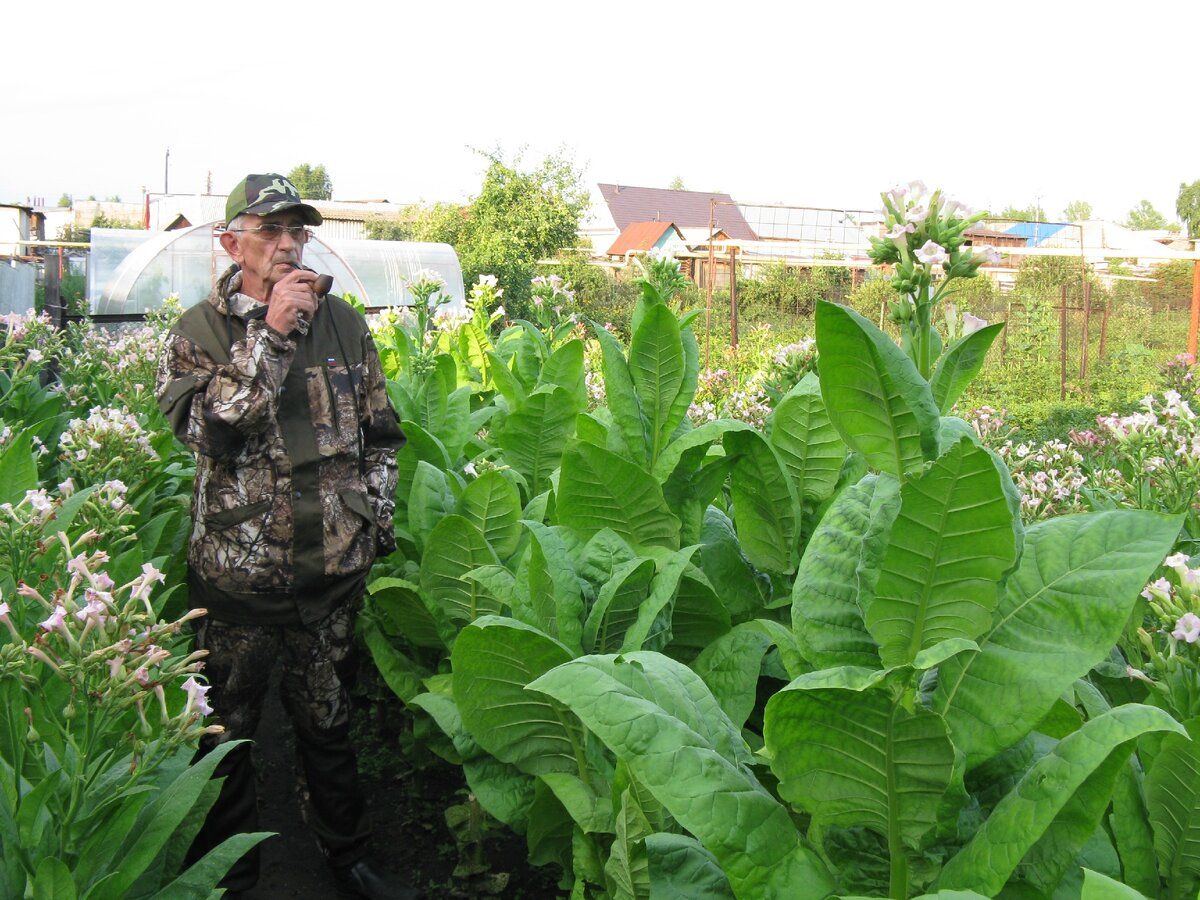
left=331, top=858, right=421, bottom=899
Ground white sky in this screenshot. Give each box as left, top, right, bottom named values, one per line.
left=6, top=0, right=1200, bottom=225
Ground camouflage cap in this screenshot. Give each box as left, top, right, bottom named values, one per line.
left=225, top=173, right=323, bottom=226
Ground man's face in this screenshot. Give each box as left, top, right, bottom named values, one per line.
left=220, top=212, right=307, bottom=301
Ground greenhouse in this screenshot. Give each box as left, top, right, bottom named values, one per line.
left=87, top=224, right=465, bottom=314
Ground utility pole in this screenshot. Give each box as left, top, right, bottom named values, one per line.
left=206, top=170, right=212, bottom=194
left=164, top=147, right=170, bottom=194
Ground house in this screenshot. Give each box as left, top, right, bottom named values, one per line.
left=144, top=193, right=409, bottom=240
left=581, top=184, right=757, bottom=258
left=0, top=203, right=37, bottom=258
left=605, top=221, right=687, bottom=258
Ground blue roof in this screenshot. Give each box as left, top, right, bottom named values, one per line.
left=1005, top=222, right=1068, bottom=246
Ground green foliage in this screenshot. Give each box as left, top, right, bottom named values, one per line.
left=998, top=202, right=1046, bottom=222
left=357, top=191, right=1196, bottom=897
left=363, top=217, right=411, bottom=241
left=1063, top=200, right=1094, bottom=221
left=1124, top=199, right=1170, bottom=231
left=737, top=263, right=850, bottom=316
left=1177, top=180, right=1200, bottom=238
left=286, top=162, right=333, bottom=200
left=56, top=193, right=70, bottom=208
left=397, top=151, right=588, bottom=321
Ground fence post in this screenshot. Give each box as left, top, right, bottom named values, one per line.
left=1190, top=258, right=1199, bottom=362
left=1081, top=279, right=1091, bottom=381
left=729, top=246, right=739, bottom=350
left=1059, top=284, right=1068, bottom=401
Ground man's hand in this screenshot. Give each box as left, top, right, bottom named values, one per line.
left=264, top=269, right=318, bottom=335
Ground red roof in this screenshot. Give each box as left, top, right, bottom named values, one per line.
left=597, top=183, right=757, bottom=240
left=607, top=221, right=683, bottom=256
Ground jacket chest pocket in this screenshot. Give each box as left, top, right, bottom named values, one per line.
left=305, top=361, right=364, bottom=457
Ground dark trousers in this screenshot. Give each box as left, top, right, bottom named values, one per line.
left=185, top=601, right=370, bottom=891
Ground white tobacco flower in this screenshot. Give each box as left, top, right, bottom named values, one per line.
left=886, top=222, right=916, bottom=241
left=182, top=676, right=214, bottom=716
left=906, top=205, right=931, bottom=224
left=962, top=313, right=989, bottom=335
left=1173, top=612, right=1200, bottom=643
left=39, top=605, right=69, bottom=634
left=915, top=240, right=948, bottom=265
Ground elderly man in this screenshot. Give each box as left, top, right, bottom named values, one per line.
left=156, top=174, right=413, bottom=898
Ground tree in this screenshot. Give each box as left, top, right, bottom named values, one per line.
left=57, top=193, right=71, bottom=208
left=999, top=202, right=1044, bottom=222
left=1062, top=200, right=1092, bottom=221
left=1177, top=180, right=1200, bottom=238
left=1123, top=199, right=1169, bottom=231
left=668, top=176, right=686, bottom=191
left=287, top=163, right=333, bottom=200
left=386, top=150, right=587, bottom=319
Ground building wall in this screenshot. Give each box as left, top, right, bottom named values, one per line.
left=0, top=260, right=36, bottom=314
left=0, top=207, right=31, bottom=257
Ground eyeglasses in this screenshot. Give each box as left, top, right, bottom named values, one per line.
left=226, top=224, right=315, bottom=244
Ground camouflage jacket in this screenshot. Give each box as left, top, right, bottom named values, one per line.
left=156, top=265, right=405, bottom=624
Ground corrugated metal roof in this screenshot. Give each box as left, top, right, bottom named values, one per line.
left=607, top=221, right=680, bottom=256
left=597, top=184, right=757, bottom=240
left=1004, top=222, right=1068, bottom=246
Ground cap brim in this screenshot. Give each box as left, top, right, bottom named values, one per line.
left=240, top=199, right=323, bottom=226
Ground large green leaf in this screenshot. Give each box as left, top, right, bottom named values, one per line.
left=395, top=420, right=451, bottom=515
left=692, top=620, right=786, bottom=730
left=792, top=475, right=896, bottom=670
left=666, top=574, right=733, bottom=660
left=699, top=507, right=772, bottom=625
left=934, top=510, right=1183, bottom=767
left=630, top=303, right=685, bottom=466
left=1110, top=759, right=1159, bottom=897
left=645, top=833, right=734, bottom=899
left=0, top=432, right=38, bottom=506
left=593, top=322, right=649, bottom=465
left=1005, top=731, right=1134, bottom=896
left=764, top=668, right=957, bottom=853
left=366, top=576, right=443, bottom=649
left=494, top=386, right=578, bottom=498
left=358, top=612, right=426, bottom=704
left=814, top=300, right=940, bottom=479
left=663, top=322, right=701, bottom=448
left=463, top=756, right=536, bottom=831
left=456, top=470, right=522, bottom=559
left=621, top=546, right=699, bottom=653
left=407, top=460, right=455, bottom=550
left=725, top=430, right=800, bottom=574
left=557, top=441, right=681, bottom=550
left=650, top=419, right=752, bottom=484
left=604, top=788, right=651, bottom=899
left=866, top=437, right=1020, bottom=668
left=929, top=323, right=1005, bottom=414
left=768, top=372, right=847, bottom=503
left=538, top=339, right=587, bottom=410
left=418, top=515, right=502, bottom=625
left=1080, top=868, right=1153, bottom=899
left=1146, top=717, right=1200, bottom=896
left=583, top=557, right=656, bottom=654
left=452, top=617, right=580, bottom=776
left=529, top=653, right=834, bottom=899
left=937, top=704, right=1184, bottom=895
left=525, top=522, right=585, bottom=655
